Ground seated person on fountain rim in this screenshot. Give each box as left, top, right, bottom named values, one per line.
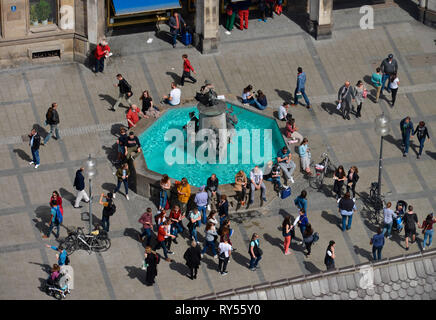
left=263, top=162, right=284, bottom=191
left=251, top=90, right=268, bottom=110
left=125, top=131, right=142, bottom=160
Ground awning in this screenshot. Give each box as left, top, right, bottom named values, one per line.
left=112, top=0, right=181, bottom=16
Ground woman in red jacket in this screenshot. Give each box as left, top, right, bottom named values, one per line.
left=50, top=191, right=63, bottom=216
left=94, top=38, right=110, bottom=74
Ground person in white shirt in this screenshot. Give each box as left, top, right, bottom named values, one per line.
left=389, top=72, right=399, bottom=107
left=162, top=82, right=181, bottom=106
left=218, top=239, right=232, bottom=275
left=249, top=166, right=266, bottom=204
left=278, top=102, right=289, bottom=121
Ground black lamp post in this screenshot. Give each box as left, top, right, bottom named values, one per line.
left=374, top=113, right=390, bottom=217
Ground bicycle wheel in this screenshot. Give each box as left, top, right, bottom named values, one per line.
left=91, top=238, right=111, bottom=252
left=62, top=236, right=77, bottom=255
left=309, top=174, right=321, bottom=189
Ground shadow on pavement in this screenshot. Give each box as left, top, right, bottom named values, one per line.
left=166, top=71, right=181, bottom=85
left=321, top=210, right=342, bottom=231
left=124, top=227, right=142, bottom=244
left=321, top=102, right=341, bottom=116
left=125, top=266, right=147, bottom=285
left=98, top=94, right=117, bottom=108
left=275, top=89, right=293, bottom=103
left=263, top=233, right=282, bottom=251
left=231, top=251, right=249, bottom=269
left=12, top=148, right=32, bottom=162
left=383, top=134, right=403, bottom=152
left=59, top=187, right=76, bottom=203
left=353, top=245, right=372, bottom=261
left=169, top=261, right=188, bottom=276
left=201, top=256, right=218, bottom=271
left=34, top=205, right=50, bottom=234
left=302, top=260, right=322, bottom=274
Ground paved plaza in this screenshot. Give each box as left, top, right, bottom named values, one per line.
left=1, top=3, right=436, bottom=300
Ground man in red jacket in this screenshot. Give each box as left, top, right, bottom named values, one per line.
left=181, top=54, right=197, bottom=86
left=94, top=38, right=110, bottom=73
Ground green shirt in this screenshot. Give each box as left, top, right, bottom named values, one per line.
left=371, top=72, right=382, bottom=87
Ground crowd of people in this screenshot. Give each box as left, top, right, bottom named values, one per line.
left=27, top=29, right=434, bottom=293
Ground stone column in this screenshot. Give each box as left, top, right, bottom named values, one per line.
left=195, top=0, right=219, bottom=54
left=308, top=0, right=333, bottom=40
left=87, top=0, right=98, bottom=45
left=419, top=0, right=436, bottom=27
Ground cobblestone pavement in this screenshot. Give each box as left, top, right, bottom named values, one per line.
left=1, top=4, right=436, bottom=299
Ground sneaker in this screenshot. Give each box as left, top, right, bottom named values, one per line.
left=298, top=241, right=303, bottom=245
left=112, top=193, right=116, bottom=199
left=285, top=252, right=291, bottom=255
left=250, top=267, right=257, bottom=271
left=403, top=153, right=407, bottom=157
left=29, top=161, right=34, bottom=165
left=141, top=265, right=146, bottom=270
left=387, top=235, right=392, bottom=239
left=289, top=177, right=294, bottom=184
left=306, top=105, right=311, bottom=109
left=207, top=204, right=211, bottom=211
left=262, top=198, right=267, bottom=202
left=423, top=247, right=426, bottom=251
left=34, top=164, right=40, bottom=169
left=417, top=155, right=420, bottom=159
left=405, top=247, right=409, bottom=251
left=126, top=194, right=129, bottom=200
left=221, top=271, right=228, bottom=276
left=168, top=251, right=174, bottom=255
left=225, top=31, right=231, bottom=35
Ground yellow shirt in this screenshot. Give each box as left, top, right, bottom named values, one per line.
left=177, top=184, right=191, bottom=204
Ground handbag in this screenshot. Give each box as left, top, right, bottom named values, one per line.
left=280, top=186, right=292, bottom=199
left=362, top=89, right=368, bottom=99
left=296, top=92, right=303, bottom=99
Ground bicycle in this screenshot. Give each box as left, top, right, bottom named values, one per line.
left=62, top=227, right=111, bottom=255
left=368, top=182, right=392, bottom=225
left=309, top=152, right=335, bottom=190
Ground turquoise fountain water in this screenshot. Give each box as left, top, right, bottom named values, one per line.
left=139, top=104, right=286, bottom=187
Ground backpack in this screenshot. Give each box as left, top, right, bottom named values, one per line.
left=108, top=202, right=116, bottom=216
left=46, top=107, right=53, bottom=124
left=312, top=232, right=319, bottom=243
left=55, top=206, right=63, bottom=224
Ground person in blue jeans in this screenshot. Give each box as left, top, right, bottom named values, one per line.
left=370, top=227, right=385, bottom=260
left=249, top=233, right=262, bottom=271
left=250, top=90, right=268, bottom=110
left=168, top=12, right=186, bottom=48
left=420, top=214, right=436, bottom=250
left=201, top=223, right=218, bottom=258
left=338, top=192, right=356, bottom=231
left=382, top=202, right=397, bottom=239
left=292, top=208, right=309, bottom=245
left=43, top=200, right=61, bottom=239
left=188, top=208, right=202, bottom=242
left=413, top=121, right=430, bottom=159
left=194, top=186, right=208, bottom=225
left=28, top=128, right=41, bottom=168
left=294, top=190, right=308, bottom=215
left=400, top=116, right=414, bottom=157
left=292, top=67, right=311, bottom=109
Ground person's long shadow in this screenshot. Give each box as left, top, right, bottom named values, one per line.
left=59, top=187, right=76, bottom=204
left=275, top=89, right=293, bottom=103
left=383, top=134, right=403, bottom=152
left=201, top=256, right=218, bottom=271
left=125, top=266, right=147, bottom=285
left=321, top=102, right=341, bottom=116
left=102, top=144, right=118, bottom=164
left=321, top=210, right=342, bottom=231
left=101, top=182, right=116, bottom=193
left=303, top=261, right=322, bottom=274
left=33, top=205, right=50, bottom=234
left=166, top=72, right=181, bottom=85
left=29, top=261, right=52, bottom=274
left=155, top=30, right=173, bottom=46
left=98, top=94, right=117, bottom=108
left=231, top=251, right=250, bottom=269
left=169, top=261, right=188, bottom=276
left=426, top=150, right=436, bottom=160
left=353, top=245, right=373, bottom=261
left=363, top=75, right=372, bottom=86
left=124, top=227, right=142, bottom=244
left=12, top=148, right=32, bottom=162
left=263, top=233, right=282, bottom=251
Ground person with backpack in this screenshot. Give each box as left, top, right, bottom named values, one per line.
left=50, top=191, right=63, bottom=217
left=292, top=208, right=309, bottom=245
left=112, top=74, right=133, bottom=111
left=138, top=208, right=154, bottom=246
left=282, top=216, right=292, bottom=255
left=183, top=240, right=202, bottom=280
left=419, top=213, right=436, bottom=250
left=414, top=121, right=430, bottom=159
left=403, top=205, right=420, bottom=251
left=324, top=240, right=336, bottom=270
left=99, top=192, right=115, bottom=232
left=370, top=227, right=385, bottom=261
left=43, top=103, right=60, bottom=145
left=218, top=237, right=232, bottom=276
left=248, top=233, right=262, bottom=271
left=143, top=246, right=159, bottom=286
left=43, top=200, right=62, bottom=239
left=303, top=223, right=315, bottom=257
left=113, top=163, right=130, bottom=200
left=45, top=244, right=69, bottom=266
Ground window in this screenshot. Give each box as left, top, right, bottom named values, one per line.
left=29, top=0, right=58, bottom=27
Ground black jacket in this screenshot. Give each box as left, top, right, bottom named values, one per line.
left=50, top=109, right=60, bottom=125
left=413, top=125, right=430, bottom=141
left=346, top=170, right=359, bottom=186
left=29, top=133, right=40, bottom=151
left=339, top=198, right=355, bottom=212
left=73, top=169, right=85, bottom=191
left=118, top=78, right=132, bottom=95
left=168, top=15, right=186, bottom=34
left=184, top=246, right=201, bottom=268
left=206, top=177, right=219, bottom=191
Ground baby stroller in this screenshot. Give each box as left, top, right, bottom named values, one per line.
left=393, top=200, right=407, bottom=232
left=45, top=266, right=73, bottom=300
